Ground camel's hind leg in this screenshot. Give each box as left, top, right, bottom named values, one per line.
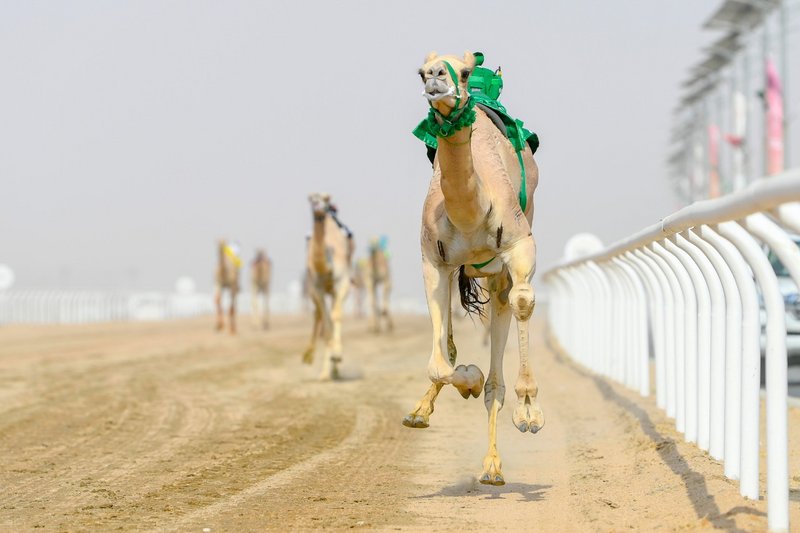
left=501, top=236, right=544, bottom=434
left=480, top=272, right=512, bottom=485
left=402, top=311, right=458, bottom=428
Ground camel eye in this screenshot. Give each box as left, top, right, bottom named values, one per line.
left=460, top=68, right=471, bottom=82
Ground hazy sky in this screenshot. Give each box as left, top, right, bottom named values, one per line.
left=1, top=0, right=721, bottom=301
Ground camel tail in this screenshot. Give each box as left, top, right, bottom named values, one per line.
left=458, top=266, right=488, bottom=317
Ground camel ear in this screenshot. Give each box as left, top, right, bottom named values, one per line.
left=322, top=193, right=331, bottom=202
left=463, top=51, right=476, bottom=70
left=424, top=51, right=438, bottom=63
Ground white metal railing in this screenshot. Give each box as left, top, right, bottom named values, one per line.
left=544, top=168, right=800, bottom=533
left=0, top=290, right=214, bottom=324
left=0, top=287, right=429, bottom=326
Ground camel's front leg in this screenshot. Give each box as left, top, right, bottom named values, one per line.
left=423, top=260, right=483, bottom=396
left=423, top=259, right=454, bottom=383
left=322, top=275, right=350, bottom=380
left=302, top=300, right=322, bottom=364
left=403, top=310, right=459, bottom=428
left=263, top=289, right=270, bottom=329
left=382, top=280, right=394, bottom=332
left=214, top=287, right=224, bottom=331
left=251, top=286, right=261, bottom=328
left=228, top=291, right=238, bottom=335
left=480, top=272, right=512, bottom=485
left=368, top=277, right=380, bottom=333
left=501, top=236, right=544, bottom=433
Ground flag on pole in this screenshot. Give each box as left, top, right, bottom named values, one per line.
left=708, top=123, right=721, bottom=198
left=724, top=91, right=747, bottom=191
left=766, top=58, right=784, bottom=175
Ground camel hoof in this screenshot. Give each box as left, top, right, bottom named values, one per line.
left=402, top=414, right=429, bottom=429
left=452, top=364, right=484, bottom=399
left=512, top=397, right=545, bottom=434
left=319, top=360, right=340, bottom=381
left=479, top=472, right=505, bottom=486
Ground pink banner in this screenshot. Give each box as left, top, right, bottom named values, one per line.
left=766, top=58, right=784, bottom=175
left=708, top=124, right=720, bottom=198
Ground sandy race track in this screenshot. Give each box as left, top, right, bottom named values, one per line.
left=1, top=312, right=799, bottom=532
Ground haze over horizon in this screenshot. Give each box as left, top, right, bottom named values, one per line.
left=2, top=1, right=720, bottom=301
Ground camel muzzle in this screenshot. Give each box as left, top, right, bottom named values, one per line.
left=423, top=81, right=455, bottom=102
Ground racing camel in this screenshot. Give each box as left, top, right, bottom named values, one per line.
left=250, top=249, right=271, bottom=329
left=303, top=193, right=354, bottom=380
left=214, top=239, right=241, bottom=334
left=365, top=237, right=394, bottom=333
left=403, top=51, right=542, bottom=486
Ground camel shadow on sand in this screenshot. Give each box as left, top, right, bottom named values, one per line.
left=414, top=480, right=550, bottom=503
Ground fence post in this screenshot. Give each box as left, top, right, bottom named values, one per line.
left=686, top=227, right=740, bottom=462
left=674, top=232, right=725, bottom=453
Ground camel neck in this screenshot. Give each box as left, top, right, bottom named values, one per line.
left=437, top=126, right=487, bottom=233
left=218, top=245, right=227, bottom=272
left=311, top=214, right=329, bottom=272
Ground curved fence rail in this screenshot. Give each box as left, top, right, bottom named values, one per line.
left=543, top=168, right=800, bottom=533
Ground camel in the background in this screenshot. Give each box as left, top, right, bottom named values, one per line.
left=351, top=258, right=367, bottom=318
left=365, top=237, right=393, bottom=333
left=302, top=193, right=353, bottom=380
left=214, top=239, right=241, bottom=334
left=403, top=51, right=541, bottom=486
left=251, top=249, right=271, bottom=329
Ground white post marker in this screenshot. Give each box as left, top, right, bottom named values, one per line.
left=0, top=265, right=15, bottom=291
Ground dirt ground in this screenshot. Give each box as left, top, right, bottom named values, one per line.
left=1, top=311, right=799, bottom=532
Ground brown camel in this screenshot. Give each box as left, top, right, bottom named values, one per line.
left=365, top=237, right=394, bottom=333
left=250, top=249, right=271, bottom=329
left=302, top=193, right=353, bottom=380
left=214, top=239, right=241, bottom=334
left=402, top=51, right=542, bottom=486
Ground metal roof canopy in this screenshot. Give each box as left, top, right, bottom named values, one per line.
left=681, top=48, right=733, bottom=91
left=670, top=122, right=695, bottom=142
left=691, top=53, right=730, bottom=77
left=703, top=0, right=778, bottom=31
left=680, top=28, right=741, bottom=93
left=681, top=81, right=716, bottom=106
left=667, top=149, right=687, bottom=165
left=705, top=31, right=742, bottom=58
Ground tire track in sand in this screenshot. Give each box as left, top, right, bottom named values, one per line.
left=160, top=405, right=377, bottom=533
